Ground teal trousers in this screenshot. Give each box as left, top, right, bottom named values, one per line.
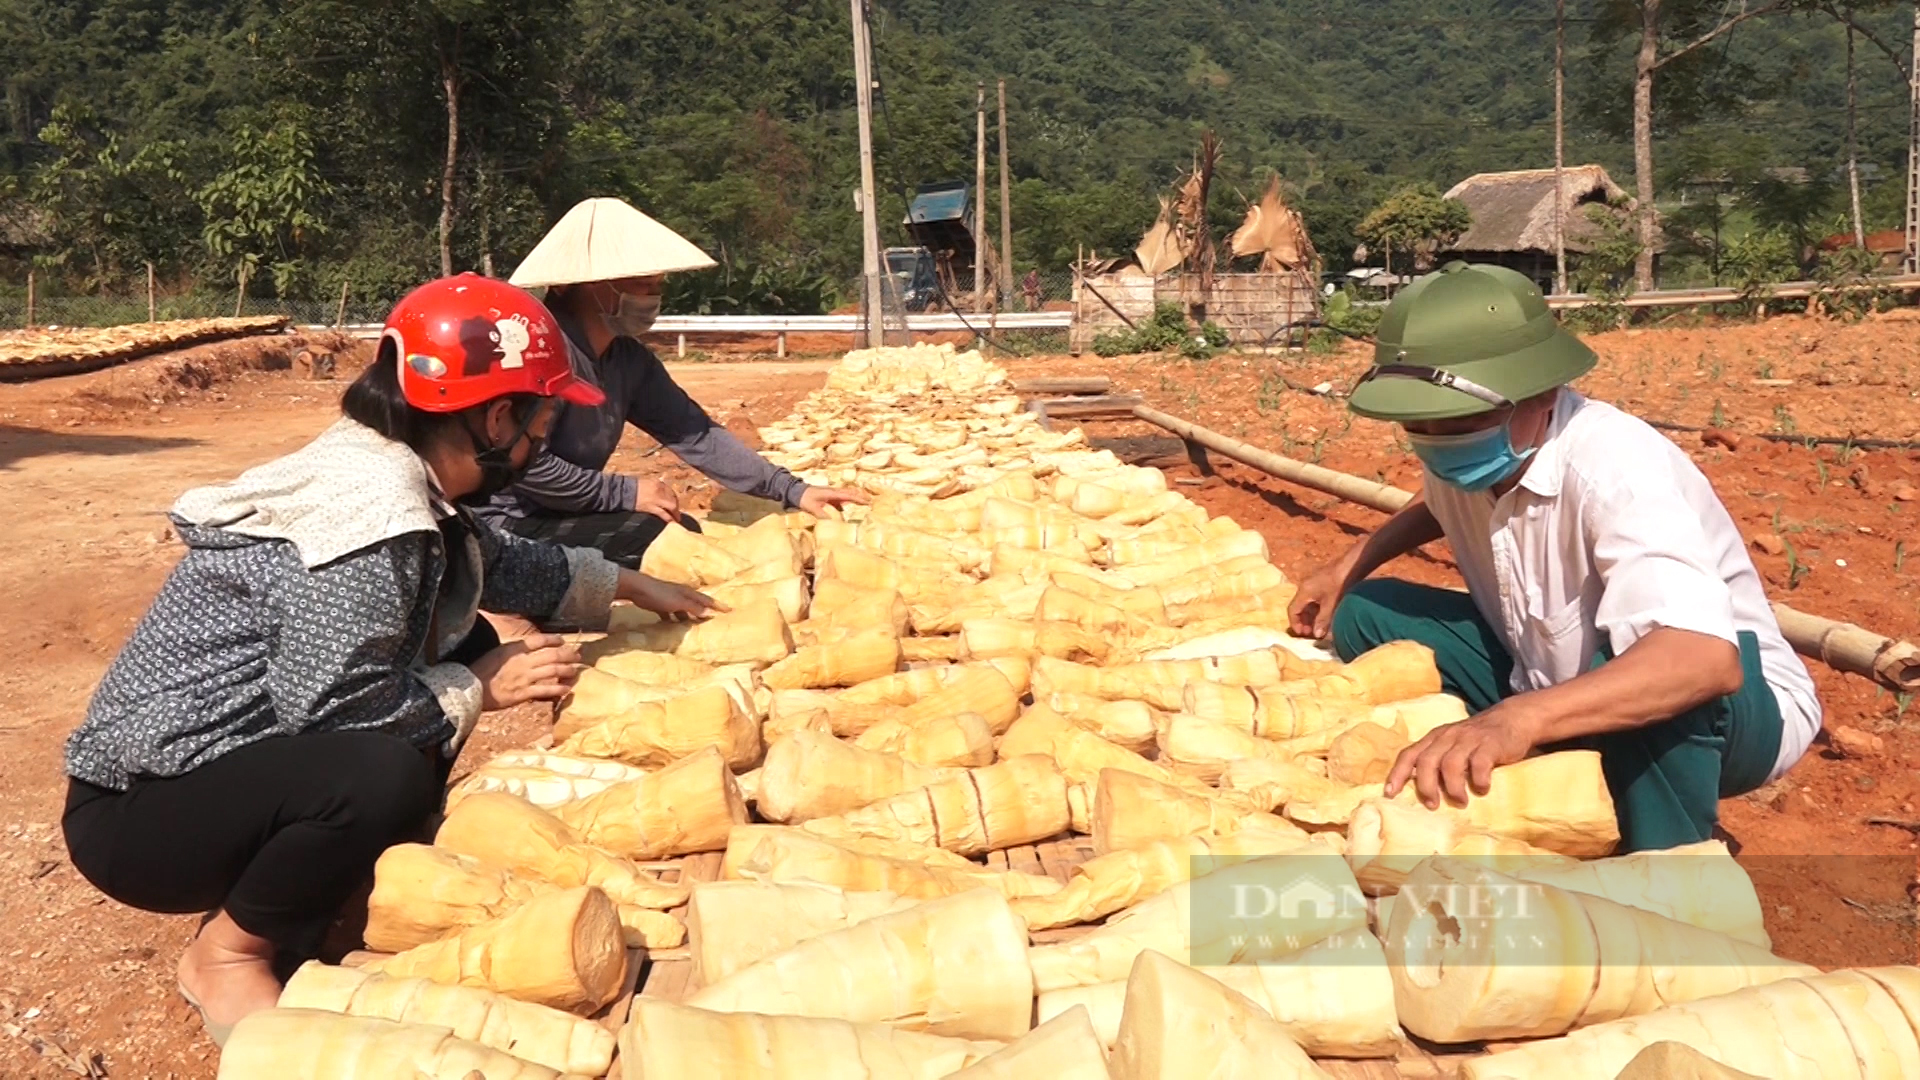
left=1330, top=579, right=1783, bottom=853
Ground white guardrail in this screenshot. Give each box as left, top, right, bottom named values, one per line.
left=310, top=311, right=1074, bottom=353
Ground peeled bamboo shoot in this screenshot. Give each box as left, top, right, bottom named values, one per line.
left=1385, top=857, right=1814, bottom=1042
left=548, top=746, right=746, bottom=859
left=1091, top=769, right=1303, bottom=855
left=557, top=684, right=762, bottom=770
left=1028, top=846, right=1366, bottom=991
left=723, top=826, right=1061, bottom=901
left=761, top=629, right=902, bottom=689
left=618, top=997, right=1004, bottom=1079
left=687, top=888, right=1034, bottom=1040
left=364, top=886, right=629, bottom=1014
left=801, top=755, right=1071, bottom=855
left=446, top=752, right=647, bottom=811
left=1463, top=968, right=1920, bottom=1080
left=434, top=793, right=690, bottom=910
left=686, top=880, right=916, bottom=985
left=853, top=710, right=996, bottom=768
left=1040, top=932, right=1400, bottom=1059
left=755, top=730, right=954, bottom=822
left=278, top=962, right=616, bottom=1076
left=1014, top=829, right=1311, bottom=931
left=215, top=1008, right=562, bottom=1080
left=1107, top=951, right=1331, bottom=1080
left=944, top=1007, right=1110, bottom=1080
left=639, top=521, right=753, bottom=586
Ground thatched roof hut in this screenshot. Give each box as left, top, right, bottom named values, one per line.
left=1441, top=165, right=1657, bottom=290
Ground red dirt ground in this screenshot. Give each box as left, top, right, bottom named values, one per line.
left=0, top=315, right=1915, bottom=1074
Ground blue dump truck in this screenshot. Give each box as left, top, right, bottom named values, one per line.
left=886, top=180, right=984, bottom=312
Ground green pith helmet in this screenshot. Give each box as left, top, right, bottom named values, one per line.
left=1347, top=261, right=1597, bottom=422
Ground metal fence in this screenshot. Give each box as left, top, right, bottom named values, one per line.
left=0, top=293, right=393, bottom=329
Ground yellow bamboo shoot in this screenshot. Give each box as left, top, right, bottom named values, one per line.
left=215, top=1008, right=563, bottom=1080
left=364, top=886, right=629, bottom=1014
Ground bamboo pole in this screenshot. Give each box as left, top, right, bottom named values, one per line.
left=335, top=280, right=351, bottom=327
left=1127, top=404, right=1920, bottom=692
left=25, top=269, right=34, bottom=329
left=997, top=78, right=1013, bottom=296
left=975, top=82, right=988, bottom=313
left=147, top=262, right=157, bottom=323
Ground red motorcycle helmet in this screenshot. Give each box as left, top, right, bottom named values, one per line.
left=383, top=273, right=604, bottom=412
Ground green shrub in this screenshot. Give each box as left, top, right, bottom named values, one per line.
left=1092, top=302, right=1226, bottom=359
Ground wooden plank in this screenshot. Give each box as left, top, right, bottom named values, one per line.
left=1033, top=393, right=1144, bottom=419
left=638, top=851, right=724, bottom=1001
left=1010, top=375, right=1111, bottom=395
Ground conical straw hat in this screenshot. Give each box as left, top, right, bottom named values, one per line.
left=508, top=198, right=717, bottom=288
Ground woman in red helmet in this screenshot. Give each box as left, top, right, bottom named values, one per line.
left=60, top=275, right=716, bottom=1044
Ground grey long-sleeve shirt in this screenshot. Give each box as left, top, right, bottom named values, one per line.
left=480, top=312, right=808, bottom=521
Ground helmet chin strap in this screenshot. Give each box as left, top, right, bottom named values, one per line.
left=456, top=407, right=542, bottom=505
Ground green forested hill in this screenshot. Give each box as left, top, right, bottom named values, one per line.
left=1, top=0, right=1911, bottom=309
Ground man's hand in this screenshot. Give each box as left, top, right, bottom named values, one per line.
left=619, top=571, right=726, bottom=620
left=469, top=634, right=585, bottom=711
left=1288, top=552, right=1359, bottom=639
left=1384, top=701, right=1544, bottom=809
left=797, top=485, right=871, bottom=519
left=632, top=478, right=680, bottom=523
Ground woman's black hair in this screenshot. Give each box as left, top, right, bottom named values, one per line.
left=342, top=337, right=540, bottom=453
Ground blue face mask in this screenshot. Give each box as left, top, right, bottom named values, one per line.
left=1406, top=422, right=1536, bottom=492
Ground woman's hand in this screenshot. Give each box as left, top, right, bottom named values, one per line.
left=469, top=634, right=584, bottom=711
left=618, top=571, right=726, bottom=620
left=632, top=478, right=681, bottom=523
left=797, top=485, right=871, bottom=519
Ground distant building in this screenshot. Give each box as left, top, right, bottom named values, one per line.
left=1441, top=165, right=1660, bottom=293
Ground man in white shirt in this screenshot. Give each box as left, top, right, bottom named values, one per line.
left=1289, top=262, right=1819, bottom=852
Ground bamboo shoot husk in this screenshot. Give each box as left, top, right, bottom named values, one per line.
left=1107, top=950, right=1331, bottom=1080
left=639, top=521, right=753, bottom=586
left=712, top=514, right=806, bottom=577
left=1463, top=968, right=1920, bottom=1080
left=853, top=710, right=996, bottom=768
left=364, top=886, right=628, bottom=1014
left=1163, top=588, right=1296, bottom=627
left=809, top=577, right=908, bottom=633
left=278, top=962, right=617, bottom=1076
left=801, top=755, right=1071, bottom=856
left=1091, top=769, right=1304, bottom=855
left=547, top=746, right=746, bottom=859
left=446, top=752, right=648, bottom=811
left=1255, top=693, right=1467, bottom=754
left=687, top=888, right=1034, bottom=1041
left=1038, top=932, right=1401, bottom=1059
left=723, top=825, right=1062, bottom=900
left=1015, top=829, right=1312, bottom=931
left=618, top=997, right=1004, bottom=1079
left=944, top=1007, right=1110, bottom=1079
left=901, top=637, right=962, bottom=663
left=1027, top=846, right=1366, bottom=991
left=1143, top=626, right=1327, bottom=664
left=1217, top=756, right=1348, bottom=808
left=761, top=629, right=902, bottom=689
left=1046, top=570, right=1168, bottom=620
left=557, top=683, right=763, bottom=769
left=1385, top=857, right=1814, bottom=1042
left=215, top=1008, right=563, bottom=1080
left=686, top=880, right=916, bottom=986
left=364, top=843, right=682, bottom=952
left=1260, top=640, right=1441, bottom=705
left=755, top=730, right=956, bottom=822
left=991, top=544, right=1114, bottom=584
left=1156, top=713, right=1297, bottom=783
left=1035, top=586, right=1161, bottom=638
left=434, top=793, right=690, bottom=910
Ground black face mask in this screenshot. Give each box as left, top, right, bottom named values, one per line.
left=455, top=411, right=544, bottom=507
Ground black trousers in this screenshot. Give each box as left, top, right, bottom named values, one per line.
left=502, top=510, right=701, bottom=569
left=60, top=622, right=499, bottom=962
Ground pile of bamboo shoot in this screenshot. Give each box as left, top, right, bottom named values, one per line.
left=290, top=343, right=1900, bottom=1080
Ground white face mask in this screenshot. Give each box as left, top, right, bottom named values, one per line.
left=595, top=286, right=661, bottom=337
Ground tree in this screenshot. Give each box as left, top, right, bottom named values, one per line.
left=1598, top=0, right=1803, bottom=290
left=1356, top=184, right=1472, bottom=275
left=27, top=106, right=192, bottom=287
left=197, top=120, right=331, bottom=298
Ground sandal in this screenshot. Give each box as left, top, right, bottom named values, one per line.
left=177, top=982, right=234, bottom=1048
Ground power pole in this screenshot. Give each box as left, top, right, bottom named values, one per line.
left=1907, top=2, right=1920, bottom=273
left=851, top=0, right=884, bottom=347
left=997, top=79, right=1013, bottom=294
left=1553, top=0, right=1568, bottom=295
left=975, top=81, right=988, bottom=311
